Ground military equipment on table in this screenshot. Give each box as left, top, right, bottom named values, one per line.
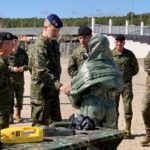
left=0, top=122, right=75, bottom=144
left=42, top=121, right=75, bottom=137
left=1, top=126, right=43, bottom=144
left=3, top=121, right=124, bottom=150
left=40, top=116, right=95, bottom=137
left=69, top=113, right=95, bottom=130
left=3, top=129, right=123, bottom=149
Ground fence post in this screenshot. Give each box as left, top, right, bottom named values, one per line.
left=91, top=17, right=95, bottom=34
left=140, top=21, right=144, bottom=36
left=109, top=18, right=112, bottom=34
left=125, top=20, right=129, bottom=35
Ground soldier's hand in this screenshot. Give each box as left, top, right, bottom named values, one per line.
left=59, top=84, right=71, bottom=95
left=13, top=67, right=19, bottom=72
left=18, top=66, right=24, bottom=72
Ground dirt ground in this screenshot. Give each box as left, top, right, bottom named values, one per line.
left=12, top=56, right=149, bottom=150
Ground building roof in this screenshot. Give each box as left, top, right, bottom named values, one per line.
left=0, top=27, right=79, bottom=36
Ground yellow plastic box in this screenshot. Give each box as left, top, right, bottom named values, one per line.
left=0, top=126, right=44, bottom=144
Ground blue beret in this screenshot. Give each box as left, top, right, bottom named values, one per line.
left=115, top=34, right=125, bottom=41
left=47, top=14, right=63, bottom=28
left=0, top=32, right=16, bottom=40
left=78, top=26, right=92, bottom=36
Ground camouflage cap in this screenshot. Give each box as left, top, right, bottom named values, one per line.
left=47, top=14, right=63, bottom=28
left=0, top=32, right=16, bottom=40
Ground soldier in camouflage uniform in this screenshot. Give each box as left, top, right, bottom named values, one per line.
left=7, top=38, right=29, bottom=123
left=29, top=14, right=70, bottom=127
left=112, top=34, right=139, bottom=137
left=67, top=26, right=92, bottom=78
left=141, top=51, right=150, bottom=146
left=0, top=32, right=18, bottom=129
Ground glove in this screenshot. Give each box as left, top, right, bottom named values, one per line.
left=69, top=113, right=95, bottom=130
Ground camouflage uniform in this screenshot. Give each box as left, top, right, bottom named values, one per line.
left=141, top=51, right=150, bottom=145
left=29, top=34, right=62, bottom=126
left=67, top=46, right=88, bottom=78
left=7, top=46, right=28, bottom=115
left=112, top=48, right=139, bottom=131
left=0, top=57, right=11, bottom=129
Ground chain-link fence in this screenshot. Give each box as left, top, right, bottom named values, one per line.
left=95, top=24, right=150, bottom=36
left=60, top=42, right=79, bottom=55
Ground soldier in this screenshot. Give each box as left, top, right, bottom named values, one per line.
left=67, top=26, right=92, bottom=78
left=141, top=51, right=150, bottom=146
left=29, top=14, right=70, bottom=127
left=7, top=37, right=29, bottom=123
left=112, top=34, right=139, bottom=138
left=0, top=32, right=18, bottom=129
left=69, top=34, right=123, bottom=129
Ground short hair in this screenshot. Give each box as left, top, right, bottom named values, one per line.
left=44, top=18, right=51, bottom=27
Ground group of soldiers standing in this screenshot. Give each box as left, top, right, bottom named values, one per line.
left=0, top=13, right=150, bottom=147
left=0, top=33, right=28, bottom=129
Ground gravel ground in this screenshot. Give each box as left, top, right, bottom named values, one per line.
left=12, top=56, right=149, bottom=150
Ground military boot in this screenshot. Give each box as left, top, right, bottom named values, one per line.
left=16, top=109, right=22, bottom=123
left=123, top=129, right=131, bottom=138
left=141, top=130, right=150, bottom=146
left=9, top=114, right=14, bottom=124
left=123, top=122, right=133, bottom=139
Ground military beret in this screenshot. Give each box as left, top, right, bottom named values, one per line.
left=115, top=34, right=125, bottom=41
left=47, top=14, right=63, bottom=28
left=78, top=26, right=92, bottom=36
left=0, top=32, right=16, bottom=41
left=13, top=35, right=18, bottom=40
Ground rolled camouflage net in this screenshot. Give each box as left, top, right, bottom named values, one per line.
left=69, top=34, right=123, bottom=108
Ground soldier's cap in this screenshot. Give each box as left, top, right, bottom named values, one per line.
left=13, top=35, right=18, bottom=40
left=0, top=32, right=16, bottom=41
left=115, top=34, right=125, bottom=41
left=78, top=26, right=92, bottom=36
left=47, top=14, right=63, bottom=28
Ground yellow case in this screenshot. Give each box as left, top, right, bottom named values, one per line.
left=1, top=126, right=44, bottom=144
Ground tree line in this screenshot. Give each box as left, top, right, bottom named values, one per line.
left=0, top=12, right=150, bottom=28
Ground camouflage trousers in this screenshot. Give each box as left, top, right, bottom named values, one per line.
left=80, top=94, right=117, bottom=129
left=142, top=84, right=150, bottom=133
left=30, top=84, right=62, bottom=126
left=115, top=81, right=133, bottom=127
left=10, top=75, right=24, bottom=114
left=0, top=112, right=9, bottom=129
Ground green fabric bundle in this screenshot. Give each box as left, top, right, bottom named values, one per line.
left=69, top=34, right=123, bottom=108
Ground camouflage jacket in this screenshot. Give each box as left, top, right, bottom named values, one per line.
left=67, top=46, right=88, bottom=78
left=112, top=48, right=139, bottom=83
left=29, top=34, right=62, bottom=90
left=7, top=46, right=29, bottom=76
left=144, top=51, right=150, bottom=84
left=0, top=57, right=11, bottom=113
